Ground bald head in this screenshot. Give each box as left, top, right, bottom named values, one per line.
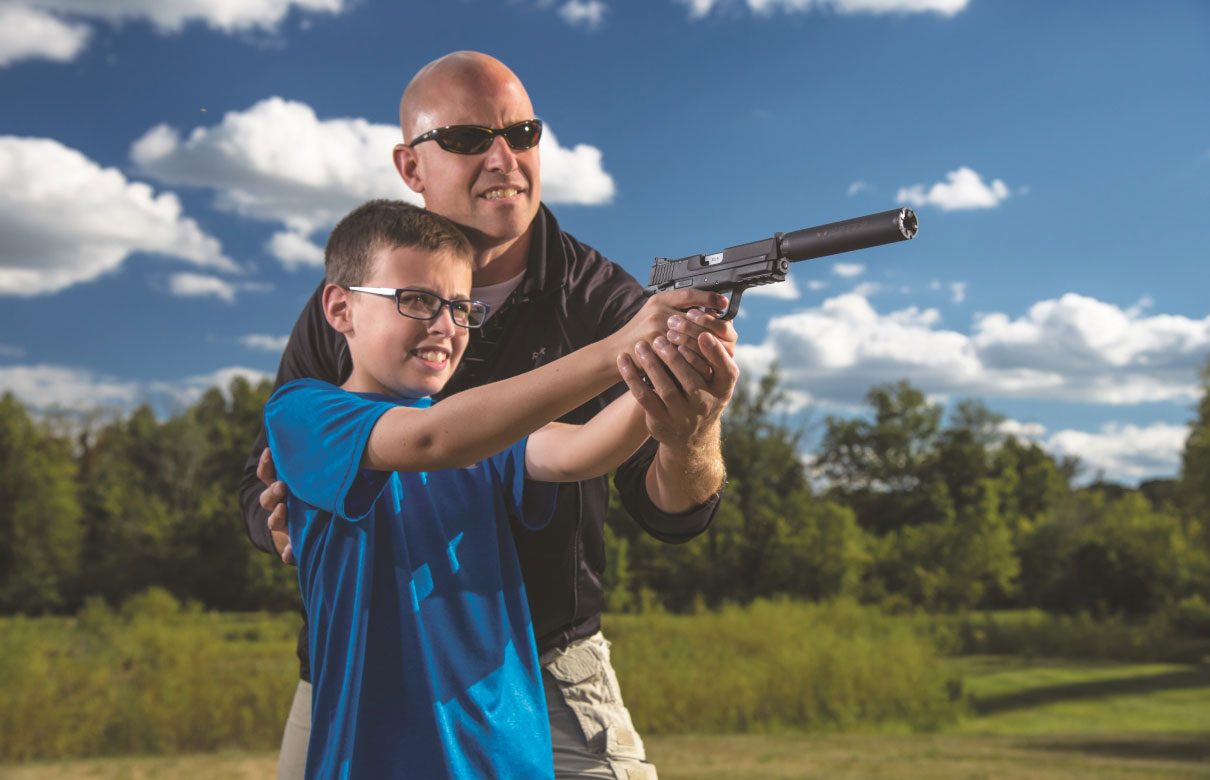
left=399, top=51, right=533, bottom=143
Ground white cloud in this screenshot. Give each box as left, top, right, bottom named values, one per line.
left=0, top=364, right=139, bottom=411
left=0, top=343, right=25, bottom=359
left=266, top=228, right=325, bottom=268
left=997, top=418, right=1047, bottom=439
left=807, top=279, right=827, bottom=291
left=679, top=0, right=968, bottom=19
left=1043, top=422, right=1189, bottom=485
left=539, top=126, right=615, bottom=205
left=0, top=0, right=346, bottom=67
left=847, top=180, right=868, bottom=196
left=167, top=272, right=271, bottom=303
left=131, top=98, right=616, bottom=266
left=950, top=281, right=966, bottom=303
left=0, top=362, right=272, bottom=416
left=240, top=333, right=289, bottom=351
left=833, top=262, right=865, bottom=278
left=745, top=276, right=801, bottom=300
left=169, top=272, right=237, bottom=303
left=735, top=290, right=1210, bottom=409
left=0, top=136, right=236, bottom=296
left=897, top=166, right=1011, bottom=211
left=0, top=4, right=89, bottom=66
left=559, top=0, right=607, bottom=29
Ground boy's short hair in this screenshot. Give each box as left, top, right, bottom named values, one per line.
left=325, top=199, right=473, bottom=287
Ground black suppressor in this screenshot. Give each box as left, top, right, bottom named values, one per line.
left=646, top=207, right=918, bottom=320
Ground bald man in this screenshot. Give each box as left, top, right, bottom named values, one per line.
left=241, top=52, right=736, bottom=780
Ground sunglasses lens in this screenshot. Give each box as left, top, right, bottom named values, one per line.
left=436, top=127, right=494, bottom=154
left=503, top=120, right=542, bottom=150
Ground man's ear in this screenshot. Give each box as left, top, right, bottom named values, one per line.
left=323, top=283, right=354, bottom=334
left=393, top=144, right=424, bottom=195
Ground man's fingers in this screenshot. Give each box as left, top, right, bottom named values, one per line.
left=259, top=480, right=286, bottom=511
left=651, top=336, right=710, bottom=395
left=256, top=447, right=277, bottom=486
left=699, top=331, right=741, bottom=393
left=651, top=289, right=729, bottom=315
left=619, top=352, right=665, bottom=414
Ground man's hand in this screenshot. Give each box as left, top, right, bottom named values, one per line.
left=257, top=448, right=294, bottom=565
left=624, top=324, right=739, bottom=514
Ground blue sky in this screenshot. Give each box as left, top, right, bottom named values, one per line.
left=1, top=0, right=1208, bottom=484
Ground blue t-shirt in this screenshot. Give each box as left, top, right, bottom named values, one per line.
left=265, top=378, right=558, bottom=780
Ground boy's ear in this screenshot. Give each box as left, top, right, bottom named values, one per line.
left=322, top=284, right=354, bottom=334
left=392, top=143, right=424, bottom=196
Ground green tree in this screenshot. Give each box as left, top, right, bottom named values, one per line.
left=0, top=393, right=82, bottom=613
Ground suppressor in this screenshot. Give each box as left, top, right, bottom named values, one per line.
left=779, top=207, right=918, bottom=263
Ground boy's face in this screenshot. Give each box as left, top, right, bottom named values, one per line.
left=340, top=246, right=472, bottom=399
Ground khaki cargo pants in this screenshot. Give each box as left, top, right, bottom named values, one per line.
left=276, top=631, right=656, bottom=779
left=541, top=631, right=657, bottom=780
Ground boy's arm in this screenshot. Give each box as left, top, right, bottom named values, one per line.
left=524, top=355, right=650, bottom=483
left=361, top=290, right=705, bottom=473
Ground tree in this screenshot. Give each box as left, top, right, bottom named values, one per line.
left=0, top=393, right=82, bottom=613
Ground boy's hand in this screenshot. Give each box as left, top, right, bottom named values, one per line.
left=257, top=448, right=294, bottom=565
left=615, top=290, right=729, bottom=365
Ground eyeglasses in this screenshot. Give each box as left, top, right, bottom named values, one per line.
left=345, top=287, right=490, bottom=328
left=407, top=119, right=543, bottom=155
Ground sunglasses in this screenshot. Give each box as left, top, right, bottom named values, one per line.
left=407, top=119, right=543, bottom=155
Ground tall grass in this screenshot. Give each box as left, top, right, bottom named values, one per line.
left=0, top=588, right=299, bottom=762
left=606, top=598, right=964, bottom=735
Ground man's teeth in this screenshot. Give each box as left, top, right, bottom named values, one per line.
left=484, top=188, right=519, bottom=200
left=416, top=350, right=447, bottom=363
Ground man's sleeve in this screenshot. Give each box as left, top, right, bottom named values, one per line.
left=585, top=256, right=722, bottom=543
left=239, top=281, right=346, bottom=554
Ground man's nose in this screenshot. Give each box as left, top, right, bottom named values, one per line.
left=482, top=134, right=519, bottom=174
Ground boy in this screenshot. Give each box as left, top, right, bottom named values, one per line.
left=264, top=200, right=716, bottom=779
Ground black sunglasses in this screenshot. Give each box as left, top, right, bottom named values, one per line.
left=407, top=119, right=543, bottom=155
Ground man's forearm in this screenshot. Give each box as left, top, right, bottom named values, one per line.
left=644, top=421, right=726, bottom=514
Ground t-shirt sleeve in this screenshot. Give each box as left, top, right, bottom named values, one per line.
left=264, top=379, right=396, bottom=520
left=489, top=438, right=558, bottom=531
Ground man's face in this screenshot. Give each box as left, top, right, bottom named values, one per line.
left=398, top=73, right=541, bottom=247
left=342, top=247, right=472, bottom=399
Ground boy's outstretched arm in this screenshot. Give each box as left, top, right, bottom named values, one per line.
left=361, top=289, right=725, bottom=474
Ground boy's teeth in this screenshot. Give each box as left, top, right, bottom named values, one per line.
left=484, top=188, right=519, bottom=200
left=416, top=350, right=447, bottom=363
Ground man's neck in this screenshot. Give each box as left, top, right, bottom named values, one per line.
left=471, top=225, right=533, bottom=287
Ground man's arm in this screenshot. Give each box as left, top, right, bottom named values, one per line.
left=239, top=281, right=345, bottom=559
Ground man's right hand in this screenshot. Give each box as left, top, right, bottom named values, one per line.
left=257, top=447, right=294, bottom=564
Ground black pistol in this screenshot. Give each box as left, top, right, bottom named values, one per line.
left=645, top=208, right=919, bottom=320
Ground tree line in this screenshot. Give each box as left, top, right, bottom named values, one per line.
left=2, top=362, right=1209, bottom=626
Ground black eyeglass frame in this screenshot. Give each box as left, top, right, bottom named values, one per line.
left=406, top=119, right=544, bottom=155
left=344, top=286, right=491, bottom=329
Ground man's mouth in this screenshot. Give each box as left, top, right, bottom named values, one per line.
left=482, top=187, right=521, bottom=200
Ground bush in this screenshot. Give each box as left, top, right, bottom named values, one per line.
left=0, top=588, right=299, bottom=762
left=606, top=598, right=963, bottom=735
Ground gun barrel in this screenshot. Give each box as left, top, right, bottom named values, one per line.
left=779, top=208, right=917, bottom=264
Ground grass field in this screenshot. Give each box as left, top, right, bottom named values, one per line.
left=4, top=656, right=1207, bottom=779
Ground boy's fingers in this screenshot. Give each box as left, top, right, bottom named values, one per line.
left=259, top=480, right=286, bottom=511
left=256, top=447, right=277, bottom=485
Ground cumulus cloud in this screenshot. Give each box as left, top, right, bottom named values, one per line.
left=847, top=180, right=868, bottom=197
left=147, top=365, right=271, bottom=410
left=950, top=281, right=966, bottom=303
left=833, top=262, right=865, bottom=278
left=897, top=166, right=1011, bottom=211
left=131, top=98, right=615, bottom=266
left=0, top=364, right=139, bottom=411
left=167, top=272, right=271, bottom=303
left=735, top=290, right=1210, bottom=409
left=0, top=0, right=346, bottom=66
left=240, top=333, right=289, bottom=352
left=1043, top=423, right=1189, bottom=485
left=0, top=4, right=89, bottom=66
left=559, top=0, right=607, bottom=29
left=679, top=0, right=968, bottom=20
left=0, top=343, right=26, bottom=359
left=0, top=136, right=236, bottom=296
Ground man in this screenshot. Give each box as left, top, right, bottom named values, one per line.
left=240, top=51, right=737, bottom=779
